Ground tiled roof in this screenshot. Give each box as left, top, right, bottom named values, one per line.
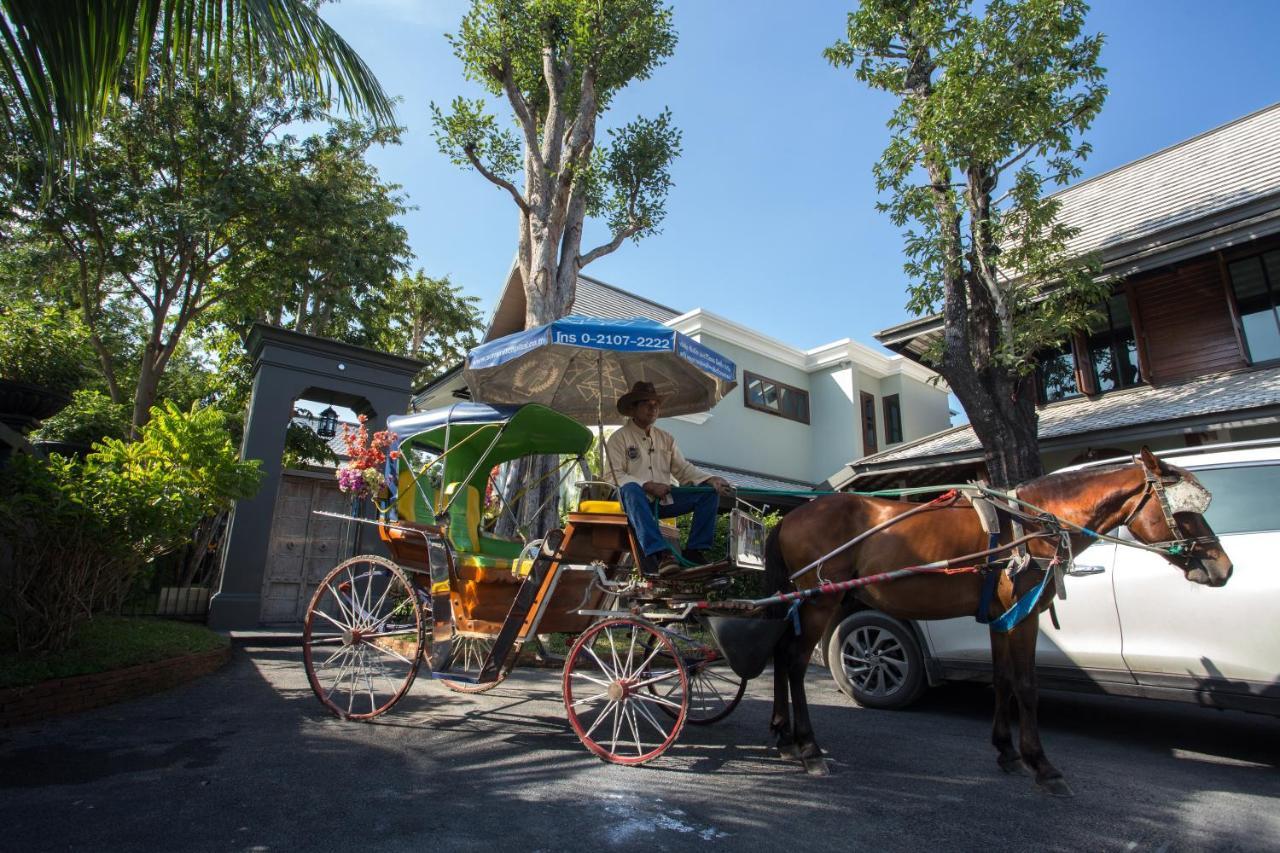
left=570, top=274, right=680, bottom=322
left=875, top=104, right=1280, bottom=356
left=690, top=460, right=815, bottom=492
left=1050, top=102, right=1280, bottom=260
left=847, top=363, right=1280, bottom=470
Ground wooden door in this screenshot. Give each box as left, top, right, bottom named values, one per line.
left=260, top=472, right=351, bottom=624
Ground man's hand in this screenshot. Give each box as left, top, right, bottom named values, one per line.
left=643, top=481, right=671, bottom=499
left=706, top=476, right=733, bottom=497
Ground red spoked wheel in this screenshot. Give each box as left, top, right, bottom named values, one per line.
left=303, top=555, right=425, bottom=721
left=644, top=625, right=747, bottom=726
left=439, top=633, right=509, bottom=694
left=563, top=618, right=689, bottom=765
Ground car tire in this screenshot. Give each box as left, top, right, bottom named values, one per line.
left=827, top=610, right=926, bottom=710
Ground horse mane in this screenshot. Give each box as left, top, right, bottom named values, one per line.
left=1019, top=460, right=1136, bottom=495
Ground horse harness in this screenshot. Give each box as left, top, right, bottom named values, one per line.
left=1120, top=460, right=1219, bottom=558
left=970, top=490, right=1070, bottom=633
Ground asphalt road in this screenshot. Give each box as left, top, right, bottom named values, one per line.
left=2, top=644, right=1278, bottom=853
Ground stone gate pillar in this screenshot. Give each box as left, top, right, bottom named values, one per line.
left=208, top=324, right=423, bottom=631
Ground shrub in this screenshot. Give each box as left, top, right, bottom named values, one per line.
left=0, top=304, right=92, bottom=393
left=0, top=402, right=262, bottom=652
left=31, top=389, right=130, bottom=446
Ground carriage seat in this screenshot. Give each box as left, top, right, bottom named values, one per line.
left=576, top=489, right=680, bottom=549
left=443, top=482, right=522, bottom=583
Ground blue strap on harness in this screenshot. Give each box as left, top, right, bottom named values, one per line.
left=786, top=599, right=803, bottom=635
left=988, top=565, right=1055, bottom=633
left=975, top=532, right=1001, bottom=625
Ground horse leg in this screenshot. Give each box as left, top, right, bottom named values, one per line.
left=787, top=642, right=828, bottom=776
left=989, top=629, right=1027, bottom=776
left=770, top=637, right=797, bottom=758
left=1007, top=613, right=1072, bottom=797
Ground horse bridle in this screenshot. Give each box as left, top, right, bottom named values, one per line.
left=1120, top=460, right=1220, bottom=558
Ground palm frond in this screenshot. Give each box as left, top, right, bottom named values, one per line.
left=0, top=0, right=395, bottom=178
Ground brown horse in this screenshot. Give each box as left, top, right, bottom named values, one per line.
left=763, top=448, right=1233, bottom=795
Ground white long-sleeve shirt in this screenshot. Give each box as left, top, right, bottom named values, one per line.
left=604, top=419, right=711, bottom=491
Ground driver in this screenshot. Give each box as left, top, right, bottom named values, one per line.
left=604, top=381, right=733, bottom=577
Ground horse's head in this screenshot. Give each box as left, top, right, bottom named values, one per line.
left=1123, top=447, right=1232, bottom=587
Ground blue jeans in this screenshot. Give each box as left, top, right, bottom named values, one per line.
left=618, top=482, right=718, bottom=557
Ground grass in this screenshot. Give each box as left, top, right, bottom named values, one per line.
left=0, top=616, right=229, bottom=690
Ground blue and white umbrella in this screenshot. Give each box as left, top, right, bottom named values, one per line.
left=463, top=315, right=737, bottom=425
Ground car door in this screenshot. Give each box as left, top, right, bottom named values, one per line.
left=922, top=539, right=1132, bottom=683
left=1113, top=461, right=1280, bottom=696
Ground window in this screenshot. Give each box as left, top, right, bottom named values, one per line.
left=1085, top=293, right=1143, bottom=392
left=1228, top=250, right=1280, bottom=363
left=1035, top=346, right=1081, bottom=404
left=744, top=371, right=810, bottom=424
left=1191, top=464, right=1280, bottom=534
left=883, top=394, right=903, bottom=445
left=860, top=392, right=877, bottom=455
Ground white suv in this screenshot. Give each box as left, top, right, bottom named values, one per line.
left=825, top=440, right=1280, bottom=716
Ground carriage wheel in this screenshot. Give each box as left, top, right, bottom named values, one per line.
left=439, top=633, right=509, bottom=694
left=563, top=618, right=689, bottom=765
left=643, top=626, right=747, bottom=726
left=303, top=555, right=425, bottom=721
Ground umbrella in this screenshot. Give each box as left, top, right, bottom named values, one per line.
left=463, top=315, right=737, bottom=425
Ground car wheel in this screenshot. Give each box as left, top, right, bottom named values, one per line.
left=828, top=610, right=926, bottom=710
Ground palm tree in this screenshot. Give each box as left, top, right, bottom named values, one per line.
left=0, top=0, right=395, bottom=175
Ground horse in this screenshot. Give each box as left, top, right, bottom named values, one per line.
left=762, top=447, right=1233, bottom=795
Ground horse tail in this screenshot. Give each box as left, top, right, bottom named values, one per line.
left=763, top=523, right=790, bottom=619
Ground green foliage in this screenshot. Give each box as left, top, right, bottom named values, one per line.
left=0, top=616, right=228, bottom=689
left=432, top=0, right=682, bottom=300
left=829, top=0, right=1111, bottom=372
left=0, top=0, right=395, bottom=184
left=374, top=270, right=484, bottom=380
left=0, top=302, right=92, bottom=393
left=0, top=401, right=262, bottom=652
left=31, top=389, right=129, bottom=445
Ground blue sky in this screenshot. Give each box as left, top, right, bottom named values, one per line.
left=316, top=0, right=1280, bottom=353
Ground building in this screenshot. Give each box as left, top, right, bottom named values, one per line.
left=828, top=102, right=1280, bottom=491
left=416, top=271, right=952, bottom=490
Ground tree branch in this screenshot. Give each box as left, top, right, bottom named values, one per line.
left=463, top=144, right=530, bottom=213
left=578, top=222, right=641, bottom=269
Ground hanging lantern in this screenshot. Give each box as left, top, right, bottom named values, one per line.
left=316, top=406, right=339, bottom=438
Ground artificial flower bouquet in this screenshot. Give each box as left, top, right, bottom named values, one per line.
left=336, top=414, right=398, bottom=499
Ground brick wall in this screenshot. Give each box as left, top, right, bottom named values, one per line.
left=0, top=646, right=231, bottom=727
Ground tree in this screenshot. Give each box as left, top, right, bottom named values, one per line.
left=828, top=0, right=1110, bottom=486
left=242, top=120, right=413, bottom=342
left=6, top=56, right=412, bottom=435
left=375, top=270, right=483, bottom=379
left=0, top=0, right=394, bottom=180
left=433, top=0, right=681, bottom=537
left=432, top=0, right=681, bottom=328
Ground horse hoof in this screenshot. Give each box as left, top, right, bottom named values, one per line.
left=776, top=742, right=801, bottom=760
left=1036, top=777, right=1074, bottom=798
left=802, top=756, right=830, bottom=776
left=998, top=756, right=1030, bottom=776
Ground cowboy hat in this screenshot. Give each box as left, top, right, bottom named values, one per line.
left=616, top=380, right=665, bottom=416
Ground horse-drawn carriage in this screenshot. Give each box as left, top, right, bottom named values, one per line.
left=302, top=315, right=1234, bottom=788
left=302, top=399, right=770, bottom=764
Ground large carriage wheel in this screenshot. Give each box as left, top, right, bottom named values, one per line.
left=439, top=633, right=509, bottom=694
left=563, top=618, right=689, bottom=765
left=303, top=555, right=425, bottom=721
left=643, top=625, right=747, bottom=726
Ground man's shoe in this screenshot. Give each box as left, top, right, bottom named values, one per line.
left=682, top=548, right=709, bottom=566
left=638, top=551, right=661, bottom=577
left=656, top=552, right=683, bottom=577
